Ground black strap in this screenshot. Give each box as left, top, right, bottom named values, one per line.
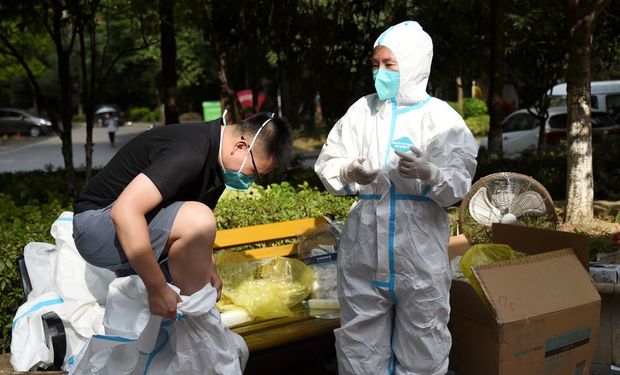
left=16, top=256, right=32, bottom=302
left=41, top=312, right=66, bottom=371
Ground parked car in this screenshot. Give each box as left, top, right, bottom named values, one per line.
left=0, top=108, right=53, bottom=137
left=479, top=107, right=620, bottom=157
left=548, top=80, right=620, bottom=123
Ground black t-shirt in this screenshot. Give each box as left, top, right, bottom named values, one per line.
left=73, top=120, right=225, bottom=214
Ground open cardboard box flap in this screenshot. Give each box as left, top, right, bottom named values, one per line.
left=473, top=248, right=601, bottom=325
left=491, top=223, right=590, bottom=268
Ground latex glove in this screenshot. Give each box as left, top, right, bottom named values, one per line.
left=340, top=157, right=380, bottom=185
left=394, top=146, right=442, bottom=185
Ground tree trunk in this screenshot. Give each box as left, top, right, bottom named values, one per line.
left=532, top=106, right=549, bottom=156
left=78, top=10, right=96, bottom=182
left=487, top=0, right=505, bottom=160
left=456, top=76, right=464, bottom=109
left=29, top=81, right=40, bottom=116
left=216, top=49, right=236, bottom=123
left=85, top=21, right=97, bottom=182
left=159, top=0, right=179, bottom=125
left=563, top=0, right=610, bottom=225
left=57, top=51, right=75, bottom=198
left=53, top=1, right=76, bottom=198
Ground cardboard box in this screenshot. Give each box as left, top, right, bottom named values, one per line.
left=448, top=224, right=601, bottom=375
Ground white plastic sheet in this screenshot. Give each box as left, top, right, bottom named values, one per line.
left=11, top=212, right=109, bottom=371
left=68, top=276, right=248, bottom=375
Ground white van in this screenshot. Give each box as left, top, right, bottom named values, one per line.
left=549, top=80, right=620, bottom=122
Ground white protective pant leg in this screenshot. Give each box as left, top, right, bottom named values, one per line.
left=335, top=195, right=452, bottom=375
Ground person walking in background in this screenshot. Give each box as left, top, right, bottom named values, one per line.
left=105, top=112, right=118, bottom=147
left=314, top=21, right=478, bottom=374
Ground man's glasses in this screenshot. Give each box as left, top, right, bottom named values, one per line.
left=241, top=135, right=260, bottom=179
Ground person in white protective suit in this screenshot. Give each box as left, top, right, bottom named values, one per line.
left=314, top=21, right=478, bottom=375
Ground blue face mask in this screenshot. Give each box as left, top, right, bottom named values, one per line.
left=219, top=111, right=274, bottom=191
left=373, top=68, right=400, bottom=100
left=221, top=168, right=255, bottom=191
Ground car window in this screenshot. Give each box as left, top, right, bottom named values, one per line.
left=548, top=96, right=566, bottom=107
left=522, top=115, right=539, bottom=130
left=591, top=96, right=598, bottom=109
left=0, top=110, right=20, bottom=118
left=547, top=95, right=597, bottom=108
left=548, top=114, right=567, bottom=129
left=606, top=95, right=620, bottom=122
left=549, top=112, right=616, bottom=129
left=592, top=112, right=616, bottom=128
left=503, top=114, right=539, bottom=133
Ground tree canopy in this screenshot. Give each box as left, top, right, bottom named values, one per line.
left=1, top=0, right=619, bottom=216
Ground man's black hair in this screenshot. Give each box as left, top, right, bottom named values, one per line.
left=239, top=112, right=292, bottom=170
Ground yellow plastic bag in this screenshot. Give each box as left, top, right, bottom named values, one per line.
left=216, top=253, right=315, bottom=320
left=460, top=243, right=517, bottom=300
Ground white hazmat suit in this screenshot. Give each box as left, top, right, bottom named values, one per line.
left=314, top=21, right=478, bottom=375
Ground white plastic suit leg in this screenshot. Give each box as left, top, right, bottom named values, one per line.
left=335, top=201, right=393, bottom=374
left=391, top=200, right=452, bottom=375
left=335, top=197, right=452, bottom=375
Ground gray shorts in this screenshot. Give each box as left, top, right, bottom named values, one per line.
left=73, top=201, right=184, bottom=277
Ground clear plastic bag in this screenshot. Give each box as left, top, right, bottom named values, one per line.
left=216, top=254, right=315, bottom=320
left=296, top=220, right=341, bottom=301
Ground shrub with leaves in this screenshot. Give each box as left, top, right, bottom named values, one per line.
left=463, top=98, right=488, bottom=118
left=128, top=107, right=159, bottom=122
left=215, top=182, right=355, bottom=229
left=465, top=115, right=490, bottom=138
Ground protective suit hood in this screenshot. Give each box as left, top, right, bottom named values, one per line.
left=374, top=20, right=432, bottom=105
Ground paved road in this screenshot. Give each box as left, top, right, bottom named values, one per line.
left=0, top=122, right=151, bottom=173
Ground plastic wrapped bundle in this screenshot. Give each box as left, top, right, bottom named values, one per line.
left=296, top=221, right=341, bottom=307
left=303, top=244, right=338, bottom=300
left=216, top=254, right=315, bottom=320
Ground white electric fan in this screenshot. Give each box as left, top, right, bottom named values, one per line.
left=458, top=172, right=557, bottom=244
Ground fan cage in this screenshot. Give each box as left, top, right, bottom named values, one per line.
left=458, top=172, right=557, bottom=244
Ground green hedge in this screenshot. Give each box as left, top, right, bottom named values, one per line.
left=215, top=182, right=354, bottom=228
left=445, top=98, right=489, bottom=119
left=128, top=107, right=160, bottom=122
left=465, top=115, right=489, bottom=138
left=72, top=113, right=86, bottom=123
left=0, top=177, right=354, bottom=352
left=463, top=98, right=488, bottom=118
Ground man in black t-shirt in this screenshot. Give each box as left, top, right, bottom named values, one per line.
left=73, top=112, right=292, bottom=321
